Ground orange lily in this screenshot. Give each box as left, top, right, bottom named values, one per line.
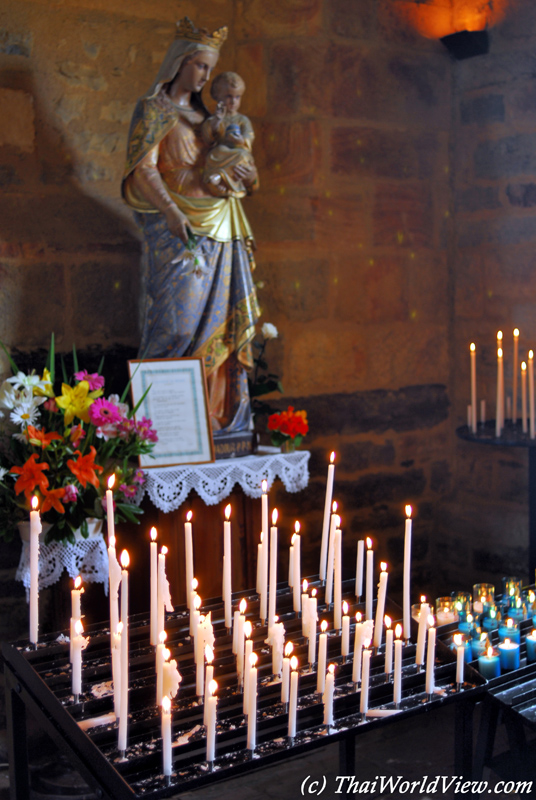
left=26, top=425, right=62, bottom=449
left=11, top=453, right=49, bottom=503
left=67, top=446, right=103, bottom=489
left=41, top=487, right=66, bottom=514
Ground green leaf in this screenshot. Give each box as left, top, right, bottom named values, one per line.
left=72, top=343, right=79, bottom=374
left=0, top=340, right=19, bottom=375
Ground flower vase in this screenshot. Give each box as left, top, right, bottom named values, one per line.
left=280, top=439, right=296, bottom=454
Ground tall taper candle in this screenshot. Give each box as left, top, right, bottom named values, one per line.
left=352, top=613, right=364, bottom=684
left=373, top=562, right=388, bottom=649
left=317, top=621, right=328, bottom=693
left=308, top=594, right=318, bottom=665
left=425, top=617, right=436, bottom=695
left=393, top=624, right=403, bottom=706
left=522, top=361, right=528, bottom=433
left=403, top=506, right=412, bottom=641
left=496, top=341, right=504, bottom=437
left=320, top=452, right=336, bottom=581
left=513, top=329, right=519, bottom=423
left=323, top=663, right=335, bottom=726
left=261, top=480, right=269, bottom=613
left=292, top=522, right=301, bottom=613
left=29, top=496, right=41, bottom=645
left=71, top=619, right=85, bottom=698
left=223, top=505, right=232, bottom=628
left=150, top=527, right=158, bottom=645
left=415, top=597, right=429, bottom=666
left=281, top=641, right=293, bottom=704
left=268, top=509, right=278, bottom=629
left=185, top=511, right=194, bottom=609
left=288, top=655, right=299, bottom=738
left=247, top=652, right=257, bottom=751
left=454, top=633, right=464, bottom=688
left=341, top=602, right=350, bottom=658
left=355, top=539, right=364, bottom=599
left=360, top=642, right=371, bottom=716
left=161, top=695, right=172, bottom=776
left=529, top=350, right=535, bottom=439
left=206, top=680, right=217, bottom=763
left=470, top=343, right=477, bottom=433
left=324, top=503, right=338, bottom=607
left=365, top=538, right=374, bottom=621
left=333, top=526, right=342, bottom=630
left=118, top=550, right=129, bottom=752
left=105, top=474, right=115, bottom=546
left=384, top=616, right=393, bottom=675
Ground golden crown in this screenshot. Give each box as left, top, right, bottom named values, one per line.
left=175, top=17, right=228, bottom=50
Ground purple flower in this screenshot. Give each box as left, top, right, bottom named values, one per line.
left=120, top=483, right=137, bottom=498
left=136, top=417, right=158, bottom=442
left=88, top=398, right=122, bottom=427
left=74, top=370, right=105, bottom=391
left=63, top=484, right=79, bottom=503
left=133, top=469, right=146, bottom=486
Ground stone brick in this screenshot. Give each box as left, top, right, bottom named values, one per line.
left=407, top=252, right=449, bottom=325
left=72, top=261, right=140, bottom=339
left=0, top=28, right=32, bottom=57
left=58, top=61, right=108, bottom=91
left=73, top=132, right=121, bottom=155
left=235, top=43, right=267, bottom=118
left=0, top=88, right=35, bottom=152
left=506, top=183, right=536, bottom=208
left=331, top=127, right=439, bottom=180
left=474, top=133, right=536, bottom=180
left=430, top=460, right=451, bottom=493
left=460, top=94, right=505, bottom=125
left=246, top=195, right=315, bottom=243
left=254, top=120, right=318, bottom=189
left=340, top=440, right=396, bottom=471
left=455, top=51, right=536, bottom=94
left=473, top=546, right=528, bottom=578
left=235, top=0, right=323, bottom=39
left=256, top=258, right=329, bottom=323
left=508, top=80, right=536, bottom=124
left=285, top=328, right=366, bottom=396
left=312, top=194, right=369, bottom=251
left=0, top=165, right=22, bottom=188
left=336, top=468, right=426, bottom=508
left=55, top=94, right=87, bottom=124
left=328, top=0, right=377, bottom=38
left=457, top=186, right=501, bottom=212
left=362, top=256, right=408, bottom=322
left=281, top=385, right=450, bottom=436
left=6, top=263, right=67, bottom=347
left=377, top=0, right=451, bottom=47
left=373, top=184, right=434, bottom=249
left=268, top=42, right=332, bottom=116
left=458, top=216, right=536, bottom=249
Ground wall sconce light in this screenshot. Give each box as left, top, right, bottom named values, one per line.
left=440, top=29, right=489, bottom=60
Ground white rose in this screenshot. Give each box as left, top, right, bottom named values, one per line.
left=261, top=322, right=278, bottom=340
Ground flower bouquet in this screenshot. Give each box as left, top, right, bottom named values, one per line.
left=0, top=338, right=158, bottom=544
left=267, top=406, right=309, bottom=451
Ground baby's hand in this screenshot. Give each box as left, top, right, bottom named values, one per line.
left=215, top=101, right=225, bottom=120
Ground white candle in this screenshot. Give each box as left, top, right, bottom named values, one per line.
left=261, top=479, right=269, bottom=545
left=470, top=343, right=477, bottom=432
left=352, top=613, right=364, bottom=684
left=204, top=645, right=214, bottom=725
left=156, top=634, right=167, bottom=707
left=223, top=505, right=232, bottom=628
left=393, top=624, right=403, bottom=706
left=247, top=652, right=257, bottom=751
left=365, top=538, right=374, bottom=621
left=118, top=550, right=129, bottom=752
left=513, top=329, right=519, bottom=423
left=292, top=522, right=301, bottom=613
left=288, top=655, right=299, bottom=738
left=150, top=527, right=158, bottom=645
left=454, top=633, right=464, bottom=688
left=403, top=505, right=412, bottom=641
left=308, top=597, right=317, bottom=665
left=415, top=598, right=429, bottom=666
left=355, top=539, right=364, bottom=599
left=206, top=679, right=218, bottom=763
left=323, top=663, right=335, bottom=726
left=384, top=617, right=393, bottom=675
left=522, top=361, right=528, bottom=433
left=496, top=341, right=503, bottom=436
left=288, top=534, right=294, bottom=588
left=529, top=350, right=535, bottom=439
left=319, top=452, right=335, bottom=581
left=190, top=579, right=199, bottom=635
left=112, top=622, right=122, bottom=718
left=481, top=398, right=486, bottom=425
left=236, top=598, right=246, bottom=685
left=243, top=624, right=253, bottom=714
left=360, top=643, right=371, bottom=715
left=108, top=535, right=120, bottom=644
left=373, top=562, right=388, bottom=649
left=268, top=510, right=278, bottom=629
left=281, top=641, right=293, bottom=703
left=317, top=621, right=328, bottom=693
left=196, top=619, right=206, bottom=697
left=70, top=575, right=82, bottom=662
left=425, top=617, right=436, bottom=695
left=161, top=695, right=172, bottom=776
left=333, top=526, right=342, bottom=630
left=261, top=481, right=269, bottom=614
left=71, top=619, right=85, bottom=697
left=29, top=496, right=40, bottom=645
left=324, top=503, right=338, bottom=607
left=157, top=546, right=171, bottom=637
left=259, top=532, right=268, bottom=623
left=341, top=602, right=350, bottom=657
left=256, top=533, right=262, bottom=594
left=185, top=511, right=194, bottom=609
left=105, top=474, right=115, bottom=546
left=301, top=579, right=309, bottom=637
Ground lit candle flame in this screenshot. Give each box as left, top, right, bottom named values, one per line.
left=108, top=474, right=115, bottom=490
left=294, top=521, right=300, bottom=534
left=209, top=679, right=218, bottom=696
left=109, top=534, right=115, bottom=548
left=290, top=655, right=298, bottom=671
left=420, top=595, right=426, bottom=603
left=356, top=611, right=362, bottom=622
left=453, top=633, right=463, bottom=646
left=284, top=641, right=293, bottom=657
left=381, top=561, right=387, bottom=572
left=239, top=598, right=247, bottom=614
left=262, top=479, right=267, bottom=493
left=330, top=451, right=335, bottom=464
left=161, top=545, right=168, bottom=556
left=470, top=342, right=476, bottom=352
left=529, top=350, right=534, bottom=360
left=366, top=537, right=372, bottom=549
left=312, top=588, right=317, bottom=597
left=497, top=330, right=503, bottom=342
left=487, top=646, right=493, bottom=658
left=74, top=619, right=84, bottom=636
left=272, top=508, right=278, bottom=526
left=514, top=328, right=520, bottom=337
left=260, top=531, right=264, bottom=543
left=384, top=615, right=391, bottom=629
left=244, top=620, right=252, bottom=638
left=194, top=594, right=201, bottom=610
left=163, top=647, right=170, bottom=661
left=120, top=550, right=129, bottom=568
left=225, top=504, right=231, bottom=520
left=427, top=614, right=435, bottom=627
left=395, top=623, right=403, bottom=639
left=74, top=575, right=82, bottom=590
left=363, top=638, right=371, bottom=649
left=291, top=533, right=296, bottom=545
left=405, top=504, right=412, bottom=518
left=321, top=620, right=328, bottom=633
left=31, top=496, right=39, bottom=510
left=332, top=500, right=338, bottom=513
left=328, top=663, right=335, bottom=675
left=505, top=638, right=511, bottom=646
left=192, top=578, right=198, bottom=591
left=186, top=510, right=193, bottom=522
left=117, top=622, right=123, bottom=635
left=302, top=579, right=308, bottom=593
left=162, top=695, right=171, bottom=713
left=342, top=601, right=348, bottom=616
left=159, top=630, right=167, bottom=644
left=250, top=652, right=258, bottom=668
left=150, top=526, right=157, bottom=541
left=506, top=618, right=513, bottom=628
left=522, top=361, right=527, bottom=372
left=205, top=644, right=214, bottom=663
left=498, top=347, right=503, bottom=358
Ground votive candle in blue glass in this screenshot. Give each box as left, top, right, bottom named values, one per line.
left=498, top=639, right=520, bottom=671
left=498, top=620, right=521, bottom=644
left=471, top=635, right=489, bottom=660
left=458, top=613, right=475, bottom=635
left=478, top=648, right=501, bottom=679
left=526, top=631, right=536, bottom=664
left=452, top=592, right=471, bottom=623
left=483, top=608, right=499, bottom=632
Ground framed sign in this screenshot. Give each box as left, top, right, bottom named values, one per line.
left=128, top=357, right=215, bottom=467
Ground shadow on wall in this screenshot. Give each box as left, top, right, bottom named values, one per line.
left=0, top=66, right=142, bottom=356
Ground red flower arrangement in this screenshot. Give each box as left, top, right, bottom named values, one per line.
left=267, top=406, right=309, bottom=449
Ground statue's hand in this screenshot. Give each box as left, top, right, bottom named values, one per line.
left=215, top=101, right=225, bottom=120
left=164, top=205, right=190, bottom=244
left=234, top=162, right=257, bottom=188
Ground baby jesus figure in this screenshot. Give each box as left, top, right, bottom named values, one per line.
left=202, top=71, right=257, bottom=198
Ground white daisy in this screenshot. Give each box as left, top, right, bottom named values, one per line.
left=10, top=401, right=41, bottom=428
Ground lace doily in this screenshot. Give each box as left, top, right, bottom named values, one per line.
left=16, top=537, right=109, bottom=599
left=141, top=448, right=311, bottom=511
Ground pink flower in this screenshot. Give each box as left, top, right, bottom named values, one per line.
left=44, top=398, right=58, bottom=413
left=120, top=483, right=137, bottom=498
left=136, top=417, right=158, bottom=442
left=74, top=370, right=105, bottom=391
left=70, top=424, right=86, bottom=449
left=88, top=398, right=122, bottom=427
left=133, top=469, right=146, bottom=485
left=63, top=484, right=79, bottom=503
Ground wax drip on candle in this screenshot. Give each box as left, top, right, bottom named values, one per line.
left=194, top=594, right=201, bottom=611
left=250, top=651, right=258, bottom=668
left=192, top=577, right=198, bottom=592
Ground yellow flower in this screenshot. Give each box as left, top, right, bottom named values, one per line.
left=55, top=380, right=94, bottom=425
left=34, top=368, right=55, bottom=398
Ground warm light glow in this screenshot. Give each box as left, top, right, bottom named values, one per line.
left=117, top=622, right=123, bottom=635
left=498, top=348, right=503, bottom=358
left=209, top=679, right=217, bottom=696
left=294, top=521, right=300, bottom=534
left=356, top=611, right=362, bottom=623
left=384, top=615, right=392, bottom=629
left=260, top=531, right=264, bottom=543
left=161, top=545, right=168, bottom=556
left=470, top=342, right=476, bottom=352
left=366, top=537, right=372, bottom=550
left=312, top=588, right=317, bottom=597
left=194, top=595, right=202, bottom=610
left=363, top=638, right=371, bottom=649
left=150, top=526, right=157, bottom=542
left=393, top=0, right=509, bottom=39
left=428, top=614, right=435, bottom=627
left=321, top=620, right=328, bottom=633
left=120, top=550, right=129, bottom=569
left=225, top=504, right=231, bottom=520
left=453, top=633, right=463, bottom=647
left=381, top=562, right=387, bottom=572
left=250, top=652, right=258, bottom=668
left=192, top=578, right=198, bottom=591
left=497, top=330, right=503, bottom=342
left=332, top=500, right=338, bottom=514
left=405, top=504, right=412, bottom=518
left=285, top=641, right=294, bottom=657
left=395, top=624, right=403, bottom=639
left=514, top=328, right=520, bottom=337
left=530, top=350, right=534, bottom=360
left=506, top=618, right=513, bottom=628
left=272, top=509, right=278, bottom=526
left=487, top=646, right=493, bottom=658
left=239, top=598, right=247, bottom=614
left=205, top=644, right=214, bottom=663
left=342, top=601, right=349, bottom=616
left=330, top=451, right=335, bottom=464
left=290, top=655, right=298, bottom=671
left=467, top=614, right=473, bottom=624
left=186, top=510, right=193, bottom=522
left=328, top=663, right=335, bottom=675
left=109, top=534, right=116, bottom=548
left=108, top=474, right=115, bottom=490
left=420, top=595, right=426, bottom=603
left=159, top=631, right=167, bottom=644
left=163, top=647, right=170, bottom=661
left=504, top=638, right=511, bottom=646
left=74, top=575, right=82, bottom=590
left=75, top=619, right=84, bottom=636
left=244, top=620, right=252, bottom=638
left=302, top=579, right=308, bottom=593
left=262, top=479, right=267, bottom=493
left=31, top=496, right=39, bottom=510
left=291, top=533, right=296, bottom=545
left=162, top=695, right=171, bottom=713
left=522, top=361, right=527, bottom=372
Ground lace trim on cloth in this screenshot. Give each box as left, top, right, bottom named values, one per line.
left=16, top=538, right=109, bottom=599
left=141, top=448, right=311, bottom=511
